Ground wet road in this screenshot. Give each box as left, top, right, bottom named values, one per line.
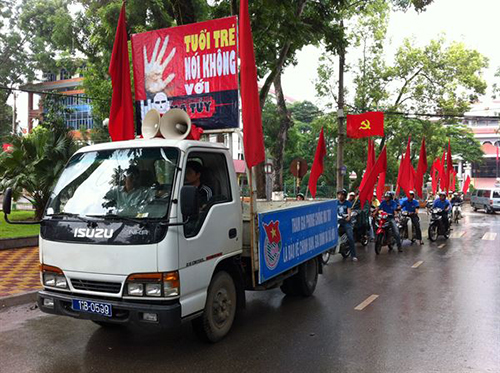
left=1, top=207, right=500, bottom=372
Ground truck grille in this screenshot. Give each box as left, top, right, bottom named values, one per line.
left=71, top=279, right=122, bottom=294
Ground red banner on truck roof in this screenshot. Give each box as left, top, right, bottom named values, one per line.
left=131, top=16, right=239, bottom=130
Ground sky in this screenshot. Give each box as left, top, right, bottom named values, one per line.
left=280, top=0, right=500, bottom=111
left=10, top=0, right=500, bottom=129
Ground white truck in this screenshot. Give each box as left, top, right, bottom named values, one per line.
left=3, top=138, right=338, bottom=342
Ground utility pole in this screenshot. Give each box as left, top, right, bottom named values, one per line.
left=12, top=92, right=17, bottom=134
left=336, top=31, right=345, bottom=191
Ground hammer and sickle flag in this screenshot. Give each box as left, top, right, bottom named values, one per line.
left=346, top=111, right=384, bottom=139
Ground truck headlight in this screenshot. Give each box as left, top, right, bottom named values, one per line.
left=145, top=283, right=161, bottom=297
left=125, top=271, right=179, bottom=298
left=127, top=283, right=144, bottom=296
left=41, top=264, right=68, bottom=289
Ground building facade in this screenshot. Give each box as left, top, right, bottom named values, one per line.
left=22, top=69, right=94, bottom=132
left=459, top=101, right=500, bottom=190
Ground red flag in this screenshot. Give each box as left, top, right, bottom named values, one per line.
left=346, top=111, right=384, bottom=138
left=439, top=151, right=446, bottom=191
left=359, top=139, right=375, bottom=191
left=445, top=140, right=453, bottom=193
left=109, top=3, right=135, bottom=142
left=376, top=171, right=386, bottom=202
left=496, top=146, right=499, bottom=163
left=431, top=158, right=439, bottom=195
left=451, top=170, right=456, bottom=191
left=396, top=154, right=404, bottom=195
left=308, top=128, right=327, bottom=198
left=463, top=175, right=471, bottom=194
left=240, top=0, right=265, bottom=169
left=359, top=146, right=387, bottom=208
left=399, top=137, right=414, bottom=196
left=414, top=138, right=427, bottom=198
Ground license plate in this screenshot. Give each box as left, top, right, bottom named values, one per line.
left=72, top=299, right=112, bottom=317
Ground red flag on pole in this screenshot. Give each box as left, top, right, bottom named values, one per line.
left=346, top=112, right=384, bottom=138
left=431, top=158, right=439, bottom=195
left=399, top=137, right=413, bottom=196
left=451, top=170, right=456, bottom=192
left=240, top=0, right=265, bottom=169
left=496, top=146, right=499, bottom=163
left=415, top=138, right=427, bottom=198
left=396, top=153, right=404, bottom=195
left=308, top=127, right=327, bottom=199
left=359, top=139, right=375, bottom=191
left=462, top=175, right=471, bottom=194
left=109, top=3, right=135, bottom=142
left=446, top=140, right=453, bottom=193
left=376, top=171, right=386, bottom=202
left=439, top=151, right=446, bottom=191
left=359, top=146, right=387, bottom=208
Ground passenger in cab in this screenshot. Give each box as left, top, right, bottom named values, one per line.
left=184, top=161, right=213, bottom=209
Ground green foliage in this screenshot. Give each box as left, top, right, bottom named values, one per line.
left=0, top=97, right=81, bottom=219
left=0, top=210, right=39, bottom=238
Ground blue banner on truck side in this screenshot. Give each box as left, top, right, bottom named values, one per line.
left=258, top=200, right=338, bottom=284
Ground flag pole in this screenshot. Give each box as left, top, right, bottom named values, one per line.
left=248, top=166, right=257, bottom=288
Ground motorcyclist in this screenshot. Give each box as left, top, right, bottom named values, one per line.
left=432, top=191, right=452, bottom=230
left=337, top=189, right=358, bottom=262
left=401, top=190, right=424, bottom=245
left=375, top=191, right=403, bottom=252
left=450, top=192, right=463, bottom=219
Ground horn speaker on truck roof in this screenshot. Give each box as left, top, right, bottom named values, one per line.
left=142, top=109, right=192, bottom=140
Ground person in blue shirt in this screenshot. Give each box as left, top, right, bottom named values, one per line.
left=375, top=191, right=403, bottom=252
left=401, top=190, right=423, bottom=245
left=337, top=189, right=357, bottom=262
left=433, top=191, right=452, bottom=229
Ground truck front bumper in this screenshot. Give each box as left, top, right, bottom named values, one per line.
left=38, top=290, right=181, bottom=328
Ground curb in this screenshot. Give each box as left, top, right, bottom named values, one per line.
left=0, top=290, right=39, bottom=310
left=0, top=236, right=39, bottom=250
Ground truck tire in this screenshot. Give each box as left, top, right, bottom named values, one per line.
left=296, top=257, right=319, bottom=297
left=280, top=277, right=299, bottom=296
left=192, top=271, right=237, bottom=343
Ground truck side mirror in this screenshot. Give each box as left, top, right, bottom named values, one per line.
left=2, top=187, right=12, bottom=215
left=180, top=185, right=199, bottom=218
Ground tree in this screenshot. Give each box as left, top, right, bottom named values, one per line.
left=0, top=96, right=80, bottom=219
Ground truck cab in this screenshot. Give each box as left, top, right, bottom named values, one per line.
left=36, top=138, right=244, bottom=340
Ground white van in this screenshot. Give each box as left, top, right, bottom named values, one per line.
left=470, top=188, right=500, bottom=213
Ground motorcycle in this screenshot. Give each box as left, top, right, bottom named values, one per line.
left=399, top=211, right=417, bottom=244
left=374, top=211, right=396, bottom=255
left=321, top=211, right=358, bottom=264
left=452, top=202, right=462, bottom=224
left=428, top=207, right=451, bottom=241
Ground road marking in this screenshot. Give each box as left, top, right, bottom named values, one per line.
left=354, top=294, right=379, bottom=311
left=411, top=261, right=424, bottom=268
left=482, top=232, right=497, bottom=241
left=450, top=231, right=465, bottom=238
left=438, top=244, right=446, bottom=249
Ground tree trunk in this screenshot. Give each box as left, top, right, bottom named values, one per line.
left=272, top=73, right=293, bottom=192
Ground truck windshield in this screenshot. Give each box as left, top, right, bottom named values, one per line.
left=46, top=147, right=179, bottom=220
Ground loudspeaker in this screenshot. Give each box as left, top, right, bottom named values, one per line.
left=142, top=109, right=161, bottom=139
left=160, top=109, right=192, bottom=140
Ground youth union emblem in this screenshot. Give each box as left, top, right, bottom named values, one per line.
left=263, top=220, right=282, bottom=270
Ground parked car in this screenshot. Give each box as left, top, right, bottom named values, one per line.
left=470, top=188, right=500, bottom=214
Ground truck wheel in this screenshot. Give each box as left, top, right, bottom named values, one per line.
left=192, top=271, right=237, bottom=343
left=280, top=277, right=299, bottom=296
left=296, top=258, right=319, bottom=297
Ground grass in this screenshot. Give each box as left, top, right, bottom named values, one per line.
left=0, top=210, right=39, bottom=239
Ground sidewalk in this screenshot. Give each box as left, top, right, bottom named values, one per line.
left=0, top=246, right=41, bottom=297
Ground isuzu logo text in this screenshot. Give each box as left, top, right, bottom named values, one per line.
left=73, top=228, right=114, bottom=239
